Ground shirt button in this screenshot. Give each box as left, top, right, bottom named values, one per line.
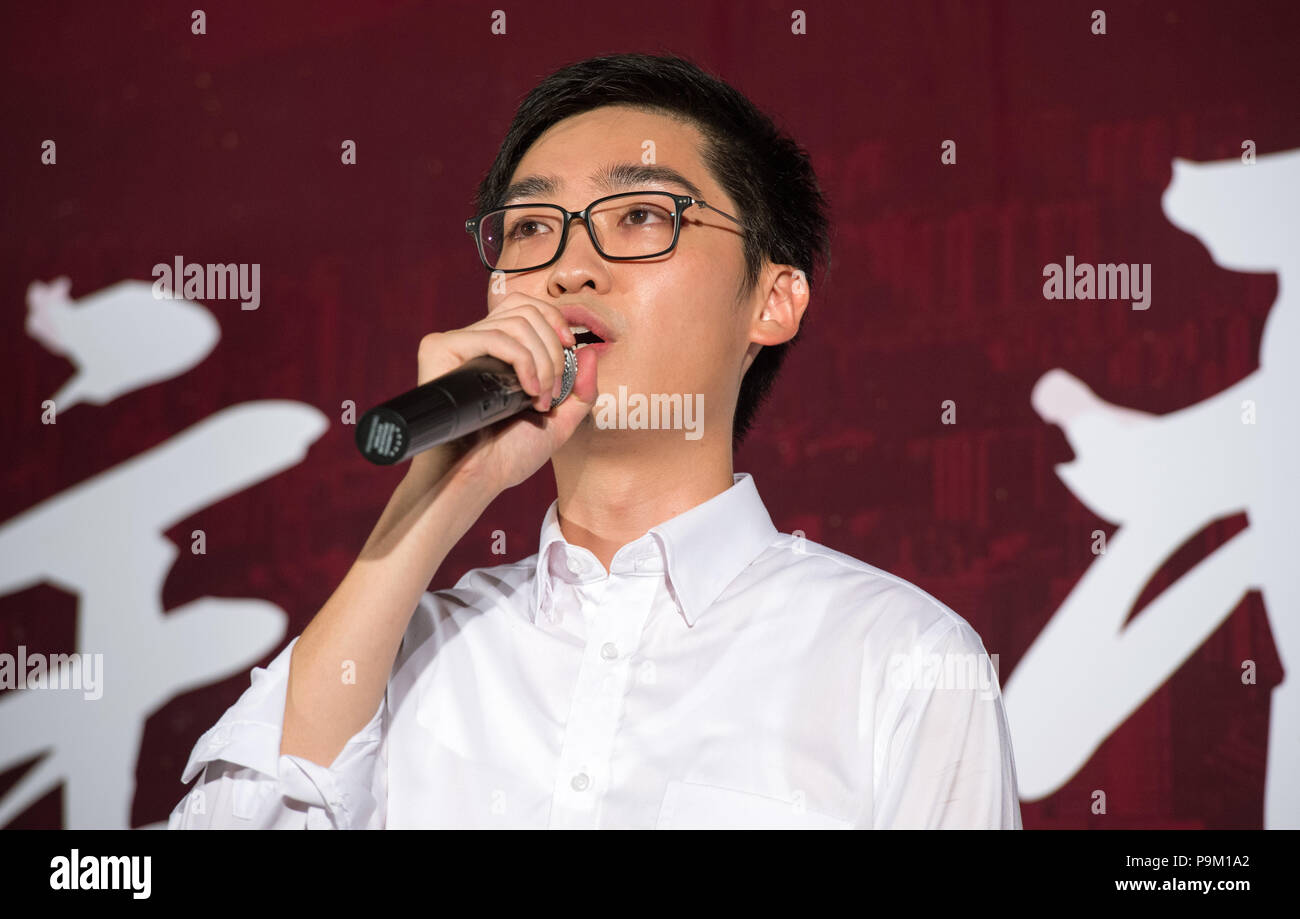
left=570, top=772, right=590, bottom=792
left=600, top=642, right=619, bottom=660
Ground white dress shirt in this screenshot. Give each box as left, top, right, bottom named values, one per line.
left=169, top=472, right=1022, bottom=829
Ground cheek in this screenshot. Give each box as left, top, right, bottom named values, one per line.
left=642, top=269, right=744, bottom=371
left=651, top=326, right=734, bottom=394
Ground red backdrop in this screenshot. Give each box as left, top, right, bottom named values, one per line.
left=2, top=0, right=1296, bottom=829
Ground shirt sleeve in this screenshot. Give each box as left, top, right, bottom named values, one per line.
left=167, top=636, right=388, bottom=830
left=873, top=619, right=1023, bottom=829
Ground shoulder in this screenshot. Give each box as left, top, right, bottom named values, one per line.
left=754, top=533, right=981, bottom=653
left=395, top=555, right=539, bottom=666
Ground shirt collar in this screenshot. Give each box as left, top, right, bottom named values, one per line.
left=531, top=472, right=778, bottom=628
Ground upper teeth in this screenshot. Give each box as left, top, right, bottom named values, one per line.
left=569, top=325, right=590, bottom=334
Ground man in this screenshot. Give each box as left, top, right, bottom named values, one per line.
left=170, top=52, right=1021, bottom=829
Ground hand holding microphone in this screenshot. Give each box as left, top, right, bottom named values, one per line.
left=356, top=295, right=601, bottom=492
left=356, top=346, right=578, bottom=464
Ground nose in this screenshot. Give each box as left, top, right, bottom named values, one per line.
left=547, top=216, right=610, bottom=296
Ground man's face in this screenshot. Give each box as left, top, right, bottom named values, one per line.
left=489, top=105, right=752, bottom=443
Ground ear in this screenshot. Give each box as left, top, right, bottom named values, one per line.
left=740, top=264, right=809, bottom=376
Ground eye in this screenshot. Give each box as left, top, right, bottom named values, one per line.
left=618, top=202, right=673, bottom=227
left=506, top=218, right=550, bottom=240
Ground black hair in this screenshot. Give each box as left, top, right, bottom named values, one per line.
left=472, top=52, right=832, bottom=447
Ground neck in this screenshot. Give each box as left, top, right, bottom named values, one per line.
left=550, top=433, right=735, bottom=573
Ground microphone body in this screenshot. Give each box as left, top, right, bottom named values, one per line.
left=356, top=347, right=578, bottom=465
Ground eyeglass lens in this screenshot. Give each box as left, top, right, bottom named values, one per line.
left=478, top=192, right=679, bottom=270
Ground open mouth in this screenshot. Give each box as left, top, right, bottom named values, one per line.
left=569, top=326, right=605, bottom=349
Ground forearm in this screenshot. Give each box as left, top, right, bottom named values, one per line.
left=280, top=454, right=496, bottom=768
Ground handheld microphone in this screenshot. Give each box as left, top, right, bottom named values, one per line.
left=356, top=346, right=578, bottom=465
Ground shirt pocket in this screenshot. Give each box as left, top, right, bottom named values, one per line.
left=655, top=780, right=853, bottom=830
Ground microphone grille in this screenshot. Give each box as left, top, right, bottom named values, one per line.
left=548, top=346, right=578, bottom=410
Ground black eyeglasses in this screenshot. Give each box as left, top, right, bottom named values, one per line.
left=465, top=191, right=744, bottom=273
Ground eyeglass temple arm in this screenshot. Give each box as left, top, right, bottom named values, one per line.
left=694, top=199, right=744, bottom=227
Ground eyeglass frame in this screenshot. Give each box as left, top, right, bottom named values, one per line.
left=464, top=191, right=744, bottom=273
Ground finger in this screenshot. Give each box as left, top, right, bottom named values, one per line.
left=541, top=340, right=600, bottom=442
left=477, top=314, right=556, bottom=410
left=440, top=328, right=543, bottom=400
left=527, top=301, right=579, bottom=351
left=492, top=293, right=577, bottom=348
left=495, top=305, right=573, bottom=401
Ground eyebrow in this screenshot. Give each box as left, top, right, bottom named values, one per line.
left=498, top=162, right=706, bottom=207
